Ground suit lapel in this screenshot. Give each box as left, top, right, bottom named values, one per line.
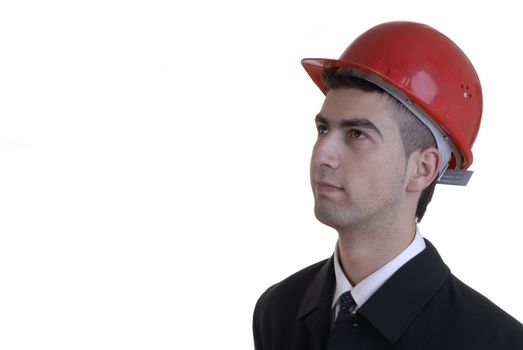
left=297, top=256, right=336, bottom=350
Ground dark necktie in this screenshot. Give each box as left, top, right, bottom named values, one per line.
left=326, top=291, right=358, bottom=350
left=338, top=291, right=355, bottom=315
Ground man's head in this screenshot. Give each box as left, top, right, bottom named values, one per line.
left=310, top=70, right=440, bottom=231
left=304, top=21, right=483, bottom=232
left=323, top=69, right=438, bottom=221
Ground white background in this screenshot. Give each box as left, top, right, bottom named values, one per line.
left=1, top=0, right=522, bottom=348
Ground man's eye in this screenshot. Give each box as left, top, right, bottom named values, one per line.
left=348, top=129, right=366, bottom=139
left=317, top=125, right=328, bottom=135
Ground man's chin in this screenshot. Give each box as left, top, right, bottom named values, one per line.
left=314, top=206, right=350, bottom=229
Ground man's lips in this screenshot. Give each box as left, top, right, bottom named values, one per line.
left=314, top=181, right=344, bottom=192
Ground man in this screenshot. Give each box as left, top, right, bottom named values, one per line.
left=253, top=21, right=523, bottom=350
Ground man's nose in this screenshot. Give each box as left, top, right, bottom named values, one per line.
left=311, top=136, right=341, bottom=169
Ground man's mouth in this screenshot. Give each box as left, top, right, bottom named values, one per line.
left=314, top=181, right=344, bottom=192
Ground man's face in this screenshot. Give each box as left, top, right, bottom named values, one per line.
left=310, top=88, right=408, bottom=231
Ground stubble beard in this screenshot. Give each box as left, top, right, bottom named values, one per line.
left=313, top=172, right=407, bottom=236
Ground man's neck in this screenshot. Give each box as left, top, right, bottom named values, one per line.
left=336, top=221, right=417, bottom=286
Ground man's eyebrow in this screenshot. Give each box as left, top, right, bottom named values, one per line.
left=315, top=114, right=329, bottom=125
left=315, top=114, right=384, bottom=141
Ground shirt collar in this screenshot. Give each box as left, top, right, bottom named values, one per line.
left=332, top=226, right=426, bottom=310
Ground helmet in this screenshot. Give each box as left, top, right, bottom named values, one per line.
left=302, top=21, right=482, bottom=186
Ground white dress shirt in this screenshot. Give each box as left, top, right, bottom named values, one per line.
left=331, top=226, right=426, bottom=318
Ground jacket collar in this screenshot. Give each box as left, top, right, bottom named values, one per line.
left=296, top=239, right=450, bottom=344
left=357, top=239, right=450, bottom=343
left=296, top=255, right=335, bottom=320
left=296, top=256, right=335, bottom=350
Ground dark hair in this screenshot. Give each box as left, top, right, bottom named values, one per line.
left=322, top=67, right=437, bottom=221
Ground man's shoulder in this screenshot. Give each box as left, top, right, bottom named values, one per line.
left=412, top=239, right=521, bottom=330
left=444, top=274, right=522, bottom=326
left=256, top=258, right=330, bottom=309
left=254, top=256, right=333, bottom=324
left=428, top=273, right=523, bottom=346
left=253, top=258, right=333, bottom=349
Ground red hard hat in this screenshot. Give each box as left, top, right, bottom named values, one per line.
left=302, top=21, right=482, bottom=176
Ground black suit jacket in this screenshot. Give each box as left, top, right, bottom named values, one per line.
left=253, top=240, right=523, bottom=349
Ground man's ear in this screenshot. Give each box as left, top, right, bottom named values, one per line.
left=406, top=147, right=440, bottom=193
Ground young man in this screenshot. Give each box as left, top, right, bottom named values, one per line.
left=253, top=22, right=523, bottom=350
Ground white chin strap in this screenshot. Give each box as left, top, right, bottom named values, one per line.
left=349, top=68, right=474, bottom=186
